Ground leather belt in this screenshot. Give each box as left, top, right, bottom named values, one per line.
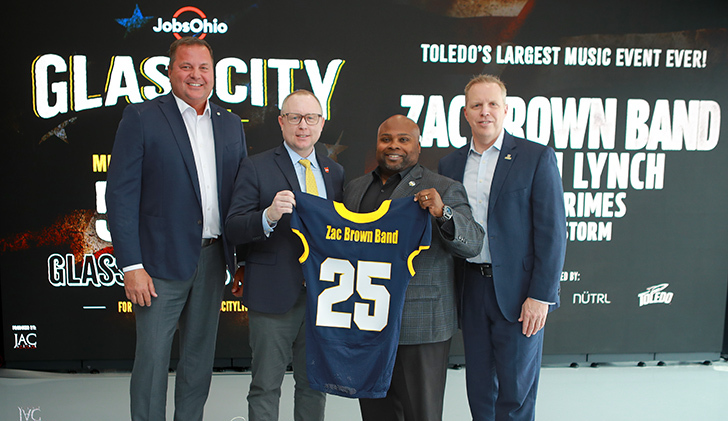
left=466, top=261, right=492, bottom=278
left=201, top=237, right=218, bottom=247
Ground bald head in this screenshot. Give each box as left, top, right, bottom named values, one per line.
left=378, top=114, right=421, bottom=139
left=376, top=115, right=421, bottom=182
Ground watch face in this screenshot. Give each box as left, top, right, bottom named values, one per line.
left=443, top=206, right=453, bottom=219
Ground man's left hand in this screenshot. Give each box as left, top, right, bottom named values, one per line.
left=518, top=298, right=548, bottom=337
left=415, top=188, right=444, bottom=218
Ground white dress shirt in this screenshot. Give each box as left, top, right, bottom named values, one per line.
left=174, top=94, right=220, bottom=240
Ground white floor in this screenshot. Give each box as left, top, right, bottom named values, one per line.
left=2, top=361, right=728, bottom=420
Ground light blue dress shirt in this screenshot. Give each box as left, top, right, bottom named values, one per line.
left=463, top=131, right=503, bottom=264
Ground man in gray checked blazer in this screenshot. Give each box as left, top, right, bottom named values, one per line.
left=343, top=115, right=484, bottom=421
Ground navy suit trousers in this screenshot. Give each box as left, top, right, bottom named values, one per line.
left=461, top=264, right=543, bottom=421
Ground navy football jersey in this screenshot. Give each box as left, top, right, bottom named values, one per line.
left=290, top=192, right=431, bottom=398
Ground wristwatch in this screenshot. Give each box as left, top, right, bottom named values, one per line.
left=438, top=205, right=453, bottom=222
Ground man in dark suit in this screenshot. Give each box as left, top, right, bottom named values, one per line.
left=343, top=114, right=483, bottom=421
left=106, top=37, right=247, bottom=421
left=225, top=90, right=344, bottom=421
left=438, top=74, right=566, bottom=421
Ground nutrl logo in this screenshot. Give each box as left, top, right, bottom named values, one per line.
left=152, top=6, right=228, bottom=39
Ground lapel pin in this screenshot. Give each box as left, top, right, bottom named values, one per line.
left=505, top=154, right=512, bottom=160
left=324, top=167, right=330, bottom=173
left=408, top=181, right=416, bottom=187
left=216, top=111, right=221, bottom=116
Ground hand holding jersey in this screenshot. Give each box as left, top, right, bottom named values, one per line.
left=414, top=188, right=445, bottom=218
left=266, top=190, right=296, bottom=224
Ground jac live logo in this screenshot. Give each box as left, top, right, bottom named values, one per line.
left=18, top=407, right=41, bottom=421
left=12, top=325, right=38, bottom=349
left=152, top=6, right=228, bottom=39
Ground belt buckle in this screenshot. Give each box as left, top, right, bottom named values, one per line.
left=480, top=263, right=492, bottom=278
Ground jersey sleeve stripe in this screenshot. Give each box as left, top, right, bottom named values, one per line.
left=407, top=245, right=430, bottom=276
left=291, top=228, right=310, bottom=264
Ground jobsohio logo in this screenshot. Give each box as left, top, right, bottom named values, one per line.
left=152, top=6, right=228, bottom=39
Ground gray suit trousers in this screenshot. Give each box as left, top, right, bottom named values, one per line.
left=247, top=292, right=326, bottom=421
left=130, top=241, right=226, bottom=421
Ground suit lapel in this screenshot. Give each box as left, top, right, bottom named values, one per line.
left=274, top=144, right=302, bottom=192
left=316, top=152, right=336, bottom=199
left=347, top=176, right=368, bottom=211
left=159, top=94, right=202, bottom=205
left=210, top=103, right=226, bottom=196
left=489, top=132, right=517, bottom=213
left=451, top=146, right=469, bottom=183
left=391, top=164, right=425, bottom=199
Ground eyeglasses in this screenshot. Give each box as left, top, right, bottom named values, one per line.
left=282, top=113, right=322, bottom=125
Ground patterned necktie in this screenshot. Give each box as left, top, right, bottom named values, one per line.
left=299, top=159, right=319, bottom=196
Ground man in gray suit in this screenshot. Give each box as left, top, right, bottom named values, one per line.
left=343, top=114, right=484, bottom=421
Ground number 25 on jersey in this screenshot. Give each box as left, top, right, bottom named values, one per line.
left=316, top=257, right=391, bottom=332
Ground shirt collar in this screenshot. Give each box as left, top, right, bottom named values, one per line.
left=283, top=141, right=319, bottom=168
left=373, top=164, right=415, bottom=184
left=172, top=93, right=211, bottom=118
left=468, top=129, right=504, bottom=156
